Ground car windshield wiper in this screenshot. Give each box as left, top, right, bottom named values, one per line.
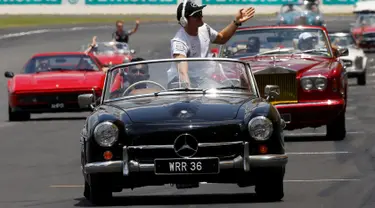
left=295, top=48, right=328, bottom=55
left=203, top=86, right=248, bottom=93
left=154, top=88, right=204, bottom=96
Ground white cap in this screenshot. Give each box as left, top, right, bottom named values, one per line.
left=299, top=32, right=313, bottom=40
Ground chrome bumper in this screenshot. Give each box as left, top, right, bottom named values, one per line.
left=83, top=142, right=288, bottom=175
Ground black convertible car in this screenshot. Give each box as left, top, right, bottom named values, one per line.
left=78, top=58, right=288, bottom=205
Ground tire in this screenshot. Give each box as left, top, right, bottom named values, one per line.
left=357, top=72, right=366, bottom=85
left=255, top=167, right=285, bottom=201
left=86, top=175, right=112, bottom=206
left=8, top=106, right=30, bottom=122
left=326, top=110, right=346, bottom=141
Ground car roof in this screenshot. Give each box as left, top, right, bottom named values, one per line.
left=32, top=51, right=89, bottom=58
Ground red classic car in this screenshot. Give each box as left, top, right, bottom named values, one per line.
left=83, top=41, right=136, bottom=67
left=4, top=52, right=106, bottom=121
left=212, top=25, right=349, bottom=140
left=350, top=13, right=375, bottom=52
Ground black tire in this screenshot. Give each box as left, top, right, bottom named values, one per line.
left=86, top=175, right=112, bottom=206
left=255, top=167, right=285, bottom=201
left=8, top=106, right=30, bottom=122
left=357, top=72, right=366, bottom=85
left=326, top=110, right=346, bottom=141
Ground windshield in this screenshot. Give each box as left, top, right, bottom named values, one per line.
left=82, top=42, right=131, bottom=55
left=329, top=34, right=355, bottom=47
left=24, top=54, right=100, bottom=73
left=356, top=14, right=375, bottom=26
left=220, top=28, right=332, bottom=58
left=103, top=59, right=256, bottom=101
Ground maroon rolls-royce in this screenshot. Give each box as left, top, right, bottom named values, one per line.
left=212, top=25, right=349, bottom=140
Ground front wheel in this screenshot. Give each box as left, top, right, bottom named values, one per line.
left=255, top=167, right=285, bottom=201
left=326, top=110, right=346, bottom=141
left=85, top=175, right=112, bottom=206
left=357, top=72, right=366, bottom=85
left=8, top=106, right=30, bottom=121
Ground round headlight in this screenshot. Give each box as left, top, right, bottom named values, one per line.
left=248, top=116, right=273, bottom=141
left=93, top=121, right=119, bottom=147
left=301, top=78, right=313, bottom=90
left=315, top=78, right=327, bottom=90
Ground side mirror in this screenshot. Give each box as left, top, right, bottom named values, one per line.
left=338, top=48, right=349, bottom=57
left=210, top=48, right=219, bottom=54
left=264, top=85, right=280, bottom=101
left=78, top=94, right=95, bottom=110
left=4, top=71, right=14, bottom=78
left=130, top=49, right=136, bottom=54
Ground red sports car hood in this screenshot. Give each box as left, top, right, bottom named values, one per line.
left=9, top=71, right=105, bottom=93
left=352, top=26, right=375, bottom=35
left=96, top=54, right=131, bottom=66
left=241, top=56, right=336, bottom=76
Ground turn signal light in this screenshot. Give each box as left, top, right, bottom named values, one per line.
left=103, top=151, right=113, bottom=160
left=259, top=145, right=268, bottom=154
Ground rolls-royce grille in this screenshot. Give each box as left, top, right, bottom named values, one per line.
left=341, top=59, right=352, bottom=67
left=255, top=74, right=298, bottom=104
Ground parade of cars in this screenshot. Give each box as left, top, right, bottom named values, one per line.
left=3, top=3, right=375, bottom=207
left=79, top=58, right=288, bottom=205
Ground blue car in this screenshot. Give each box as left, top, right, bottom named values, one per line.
left=277, top=0, right=325, bottom=27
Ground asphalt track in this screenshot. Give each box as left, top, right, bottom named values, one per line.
left=1, top=15, right=375, bottom=208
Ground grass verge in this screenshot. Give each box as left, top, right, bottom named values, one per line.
left=0, top=13, right=354, bottom=28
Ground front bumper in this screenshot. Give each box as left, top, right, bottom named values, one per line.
left=275, top=99, right=345, bottom=130
left=83, top=142, right=288, bottom=175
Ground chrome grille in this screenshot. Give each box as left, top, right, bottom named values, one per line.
left=341, top=59, right=352, bottom=67
left=255, top=74, right=298, bottom=103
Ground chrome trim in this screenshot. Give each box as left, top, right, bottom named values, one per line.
left=127, top=141, right=244, bottom=150
left=83, top=154, right=288, bottom=174
left=274, top=100, right=343, bottom=107
left=123, top=146, right=129, bottom=176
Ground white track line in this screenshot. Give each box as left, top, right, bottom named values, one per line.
left=284, top=178, right=360, bottom=182
left=286, top=131, right=364, bottom=136
left=287, top=151, right=352, bottom=155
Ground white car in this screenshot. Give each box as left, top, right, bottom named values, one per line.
left=329, top=32, right=368, bottom=85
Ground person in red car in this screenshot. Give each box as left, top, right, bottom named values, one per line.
left=112, top=19, right=140, bottom=44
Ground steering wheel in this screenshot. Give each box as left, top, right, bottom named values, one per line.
left=122, top=80, right=166, bottom=96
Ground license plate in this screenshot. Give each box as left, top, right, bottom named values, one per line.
left=154, top=158, right=219, bottom=175
left=51, top=103, right=64, bottom=109
left=281, top=113, right=291, bottom=123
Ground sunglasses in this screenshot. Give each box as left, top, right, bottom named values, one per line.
left=130, top=68, right=147, bottom=74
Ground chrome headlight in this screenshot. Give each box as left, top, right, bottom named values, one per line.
left=93, top=121, right=119, bottom=147
left=301, top=76, right=327, bottom=91
left=248, top=116, right=273, bottom=141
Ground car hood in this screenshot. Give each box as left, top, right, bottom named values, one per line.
left=96, top=54, right=131, bottom=66
left=342, top=46, right=365, bottom=60
left=352, top=26, right=375, bottom=34
left=109, top=94, right=252, bottom=123
left=11, top=71, right=105, bottom=92
left=241, top=55, right=334, bottom=76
